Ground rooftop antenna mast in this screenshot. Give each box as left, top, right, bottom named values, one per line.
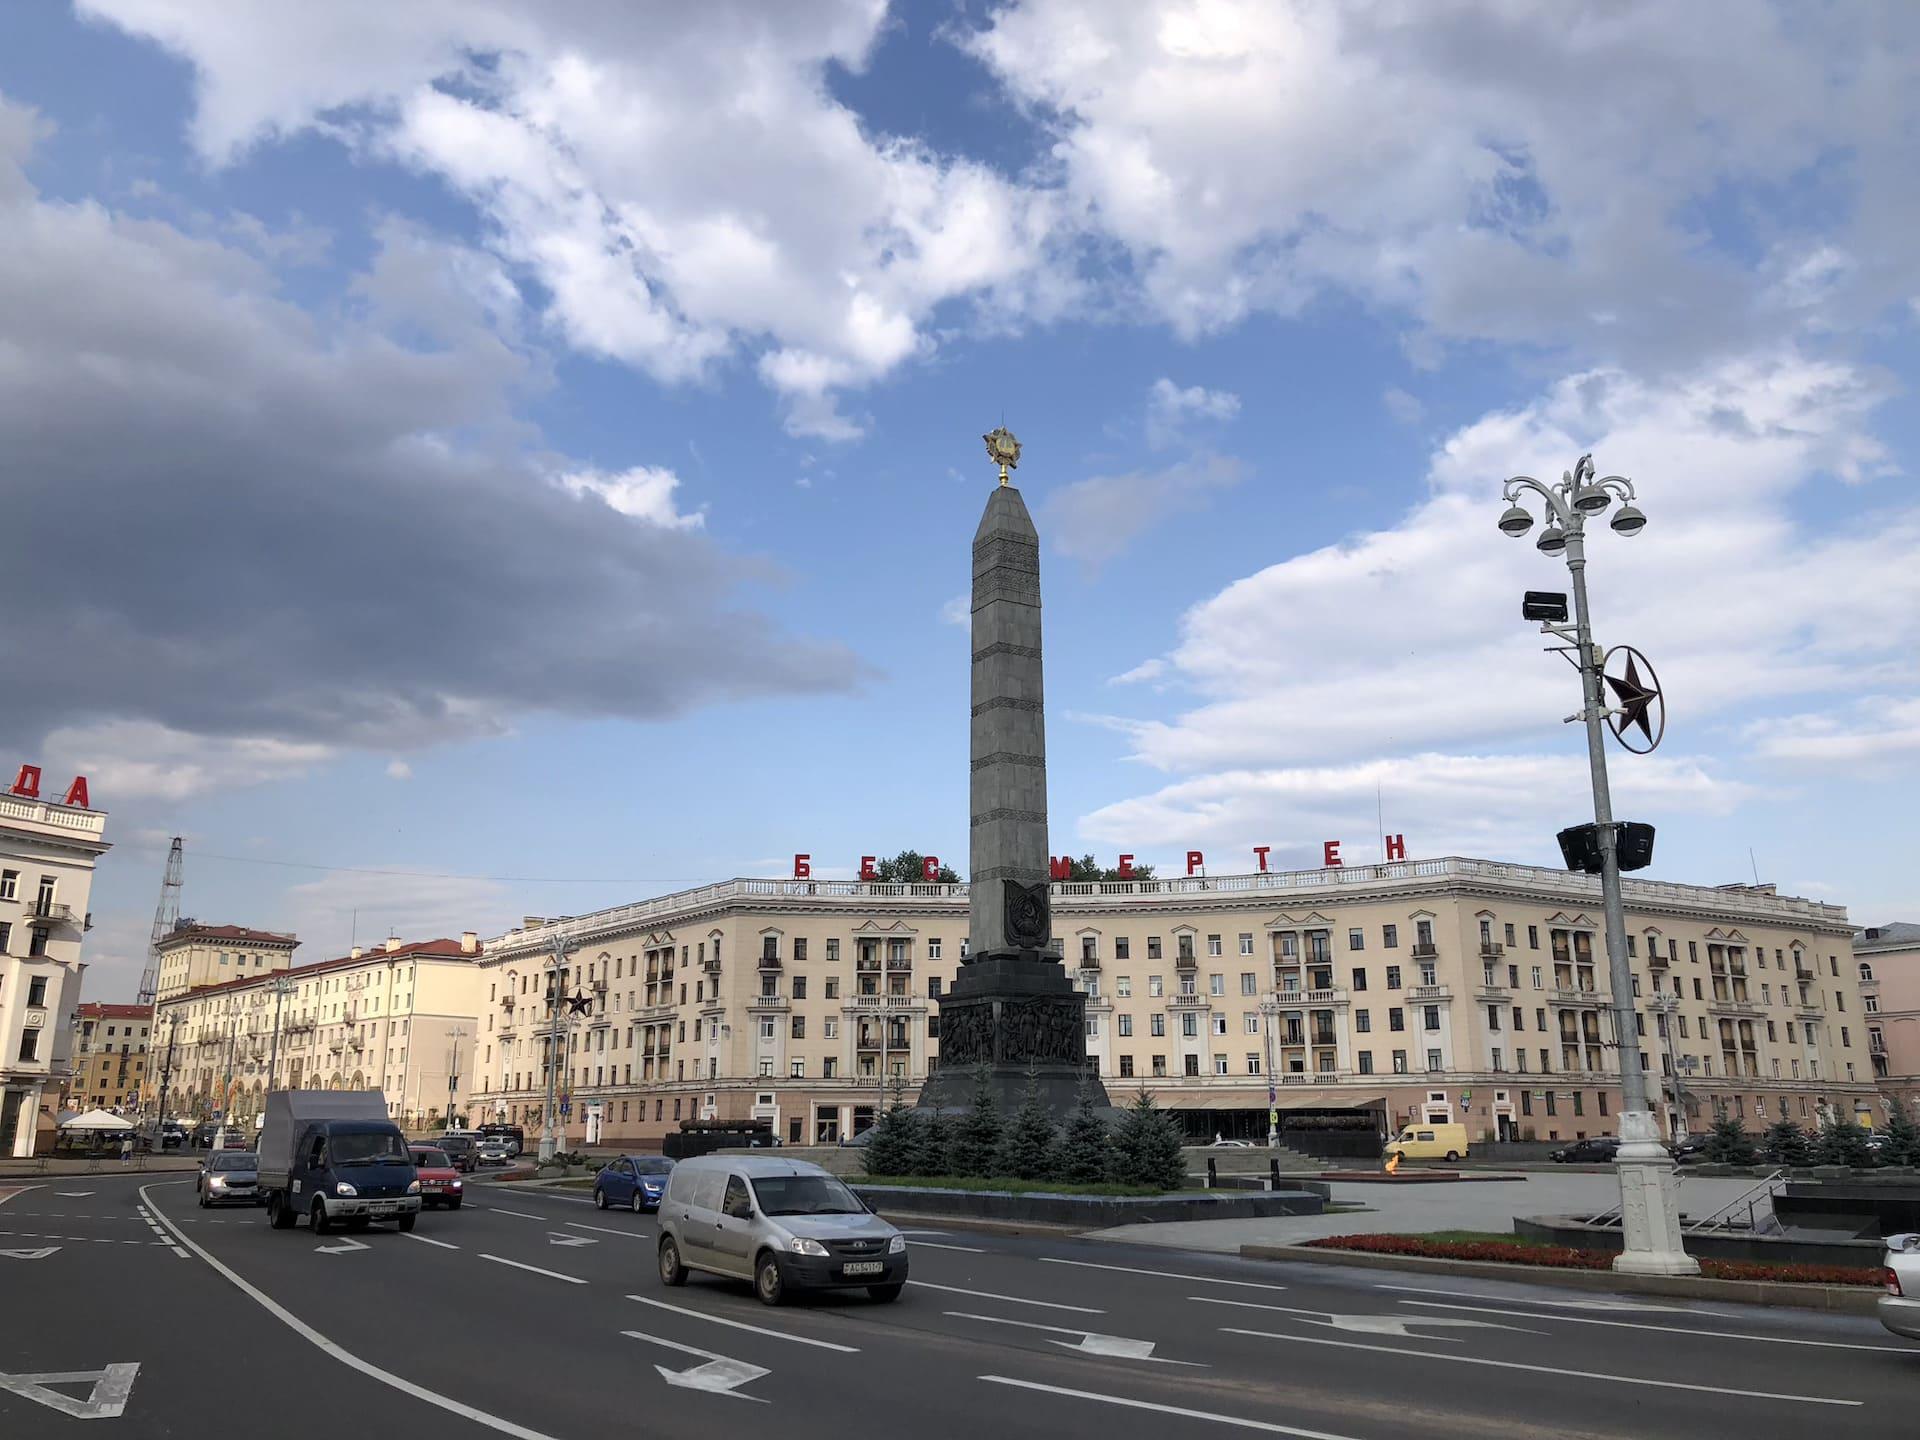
left=137, top=837, right=185, bottom=1006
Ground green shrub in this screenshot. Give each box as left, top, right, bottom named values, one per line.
left=1058, top=1074, right=1114, bottom=1185
left=946, top=1066, right=1003, bottom=1178
left=1111, top=1087, right=1185, bottom=1190
left=995, top=1070, right=1059, bottom=1182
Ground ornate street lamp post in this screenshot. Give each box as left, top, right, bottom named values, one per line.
left=1497, top=455, right=1696, bottom=1276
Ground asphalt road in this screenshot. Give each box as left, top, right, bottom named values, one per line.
left=3, top=1172, right=1916, bottom=1438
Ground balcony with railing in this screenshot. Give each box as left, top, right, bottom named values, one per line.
left=1478, top=941, right=1505, bottom=961
left=1408, top=984, right=1451, bottom=1002
left=1552, top=986, right=1607, bottom=1008
left=1167, top=993, right=1210, bottom=1010
left=1274, top=987, right=1349, bottom=1007
left=746, top=993, right=790, bottom=1012
left=22, top=900, right=75, bottom=925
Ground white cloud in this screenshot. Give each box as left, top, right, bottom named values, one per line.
left=281, top=870, right=510, bottom=963
left=964, top=1, right=1920, bottom=362
left=1043, top=452, right=1244, bottom=570
left=1078, top=750, right=1753, bottom=866
left=1145, top=376, right=1239, bottom=447
left=87, top=0, right=1056, bottom=437
left=939, top=593, right=970, bottom=628
left=555, top=465, right=704, bottom=529
left=41, top=721, right=333, bottom=802
left=386, top=759, right=414, bottom=781
left=1095, top=350, right=1909, bottom=776
left=1383, top=387, right=1424, bottom=425
left=1745, top=697, right=1920, bottom=765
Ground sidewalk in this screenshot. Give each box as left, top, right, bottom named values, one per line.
left=1092, top=1171, right=1763, bottom=1253
left=0, top=1154, right=200, bottom=1180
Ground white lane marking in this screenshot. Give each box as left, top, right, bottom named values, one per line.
left=909, top=1280, right=1104, bottom=1314
left=565, top=1221, right=650, bottom=1239
left=1189, top=1295, right=1541, bottom=1339
left=0, top=1247, right=59, bottom=1260
left=1219, top=1327, right=1861, bottom=1406
left=897, top=1229, right=951, bottom=1236
left=478, top=1206, right=547, bottom=1220
left=979, top=1375, right=1365, bottom=1439
left=0, top=1185, right=42, bottom=1208
left=0, top=1362, right=139, bottom=1418
left=1373, top=1282, right=1705, bottom=1314
left=1043, top=1257, right=1288, bottom=1291
left=909, top=1240, right=986, bottom=1253
left=1397, top=1298, right=1915, bottom=1353
left=627, top=1295, right=860, bottom=1352
left=52, top=1191, right=95, bottom=1198
left=136, top=1182, right=564, bottom=1440
left=315, top=1237, right=370, bottom=1255
left=404, top=1232, right=461, bottom=1251
left=547, top=1231, right=594, bottom=1247
left=169, top=1246, right=188, bottom=1259
left=622, top=1331, right=770, bottom=1400
left=944, top=1311, right=1200, bottom=1365
left=479, top=1254, right=587, bottom=1285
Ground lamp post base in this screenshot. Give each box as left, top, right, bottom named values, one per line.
left=1610, top=1109, right=1699, bottom=1277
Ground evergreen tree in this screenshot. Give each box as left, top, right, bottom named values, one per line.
left=1111, top=1087, right=1188, bottom=1190
left=911, top=1107, right=953, bottom=1178
left=1703, top=1105, right=1756, bottom=1165
left=861, top=1102, right=920, bottom=1178
left=1058, top=1074, right=1115, bottom=1185
left=996, top=1069, right=1060, bottom=1181
left=1881, top=1094, right=1920, bottom=1168
left=1815, top=1111, right=1875, bottom=1168
left=947, top=1065, right=1004, bottom=1178
left=1761, top=1117, right=1815, bottom=1168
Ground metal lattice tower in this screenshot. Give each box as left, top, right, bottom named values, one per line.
left=136, top=837, right=185, bottom=1007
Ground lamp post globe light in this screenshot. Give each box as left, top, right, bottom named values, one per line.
left=1498, top=455, right=1697, bottom=1277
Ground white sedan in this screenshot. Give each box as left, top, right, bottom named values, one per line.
left=1881, top=1233, right=1920, bottom=1341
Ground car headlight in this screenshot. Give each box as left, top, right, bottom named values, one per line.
left=207, top=1175, right=226, bottom=1189
left=787, top=1237, right=830, bottom=1257
left=407, top=1179, right=422, bottom=1194
left=450, top=1179, right=462, bottom=1189
left=888, top=1234, right=906, bottom=1254
left=335, top=1182, right=357, bottom=1197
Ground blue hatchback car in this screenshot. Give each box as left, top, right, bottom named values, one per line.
left=594, top=1154, right=674, bottom=1212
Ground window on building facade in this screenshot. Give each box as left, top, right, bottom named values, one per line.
left=823, top=1019, right=838, bottom=1039
left=1208, top=934, right=1222, bottom=956
left=1423, top=1005, right=1440, bottom=1032
left=1348, top=928, right=1364, bottom=951
left=1118, top=1015, right=1133, bottom=1037
left=1211, top=1014, right=1227, bottom=1036
left=1151, top=1014, right=1166, bottom=1037
left=1115, top=937, right=1130, bottom=960
left=1149, top=975, right=1163, bottom=998
left=17, top=1028, right=39, bottom=1062
left=1209, top=973, right=1225, bottom=997
left=825, top=979, right=839, bottom=1000
left=1240, top=972, right=1257, bottom=995
left=1184, top=1055, right=1200, bottom=1077
left=1383, top=925, right=1399, bottom=949
left=1385, top=966, right=1401, bottom=989
left=1148, top=937, right=1163, bottom=960
left=1181, top=1014, right=1198, bottom=1038
left=1351, top=968, right=1367, bottom=991
left=1244, top=1013, right=1259, bottom=1035
left=1119, top=1055, right=1134, bottom=1077
left=1389, top=1007, right=1404, bottom=1031
left=1356, top=1009, right=1371, bottom=1033
left=1151, top=1054, right=1166, bottom=1077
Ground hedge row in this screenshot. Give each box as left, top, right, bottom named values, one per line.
left=1303, top=1233, right=1881, bottom=1287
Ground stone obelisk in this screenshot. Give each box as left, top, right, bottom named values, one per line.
left=919, top=428, right=1110, bottom=1115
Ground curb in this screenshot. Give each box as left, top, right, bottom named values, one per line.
left=1237, top=1243, right=1881, bottom=1314
left=0, top=1163, right=200, bottom=1180
left=864, top=1207, right=1085, bottom=1238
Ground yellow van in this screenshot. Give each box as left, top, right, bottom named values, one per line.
left=1385, top=1122, right=1470, bottom=1163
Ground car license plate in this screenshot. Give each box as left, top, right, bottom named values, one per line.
left=370, top=1202, right=397, bottom=1216
left=841, top=1260, right=884, bottom=1277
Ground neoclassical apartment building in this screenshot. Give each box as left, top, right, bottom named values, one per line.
left=1858, top=921, right=1920, bottom=1102
left=474, top=856, right=1879, bottom=1149
left=150, top=934, right=484, bottom=1128
left=1, top=778, right=110, bottom=1155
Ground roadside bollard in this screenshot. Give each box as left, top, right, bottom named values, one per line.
left=1269, top=1157, right=1281, bottom=1190
left=1206, top=1156, right=1218, bottom=1189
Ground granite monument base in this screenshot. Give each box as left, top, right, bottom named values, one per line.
left=917, top=955, right=1112, bottom=1116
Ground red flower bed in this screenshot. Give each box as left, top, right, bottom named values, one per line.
left=1303, top=1234, right=1880, bottom=1287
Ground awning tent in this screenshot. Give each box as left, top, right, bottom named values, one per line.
left=57, top=1108, right=134, bottom=1131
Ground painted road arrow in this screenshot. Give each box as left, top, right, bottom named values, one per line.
left=945, top=1311, right=1202, bottom=1366
left=314, top=1237, right=370, bottom=1255
left=0, top=1362, right=139, bottom=1418
left=622, top=1330, right=769, bottom=1400
left=548, top=1232, right=595, bottom=1246
left=1190, top=1296, right=1543, bottom=1339
left=0, top=1247, right=59, bottom=1260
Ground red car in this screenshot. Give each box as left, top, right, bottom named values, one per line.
left=408, top=1144, right=465, bottom=1210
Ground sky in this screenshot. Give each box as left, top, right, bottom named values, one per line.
left=4, top=1, right=1919, bottom=1002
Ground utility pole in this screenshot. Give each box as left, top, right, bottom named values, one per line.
left=220, top=1018, right=238, bottom=1123
left=444, top=1027, right=468, bottom=1132
left=541, top=932, right=568, bottom=1165
left=266, top=974, right=293, bottom=1093
left=154, top=1013, right=180, bottom=1131
left=1262, top=996, right=1280, bottom=1148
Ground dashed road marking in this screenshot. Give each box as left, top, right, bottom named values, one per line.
left=908, top=1241, right=986, bottom=1253
left=479, top=1254, right=586, bottom=1284
left=909, top=1280, right=1104, bottom=1314
left=979, top=1375, right=1365, bottom=1438
left=1396, top=1297, right=1915, bottom=1353
left=404, top=1232, right=461, bottom=1250
left=477, top=1206, right=546, bottom=1220
left=1042, top=1257, right=1288, bottom=1291
left=628, top=1295, right=860, bottom=1352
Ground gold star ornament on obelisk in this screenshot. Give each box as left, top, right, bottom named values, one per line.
left=983, top=425, right=1021, bottom=486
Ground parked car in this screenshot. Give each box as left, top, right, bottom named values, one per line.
left=475, top=1137, right=514, bottom=1166
left=408, top=1144, right=465, bottom=1210
left=595, top=1154, right=674, bottom=1212
left=189, top=1121, right=222, bottom=1150
left=1668, top=1138, right=1709, bottom=1164
left=1881, top=1233, right=1920, bottom=1340
left=657, top=1155, right=905, bottom=1306
left=433, top=1134, right=480, bottom=1173
left=478, top=1124, right=525, bottom=1157
left=157, top=1122, right=187, bottom=1150
left=1208, top=1138, right=1254, bottom=1148
left=1550, top=1137, right=1621, bottom=1163
left=1385, top=1123, right=1470, bottom=1163
left=258, top=1089, right=421, bottom=1234
left=198, top=1150, right=260, bottom=1208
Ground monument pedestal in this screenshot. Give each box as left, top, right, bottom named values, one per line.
left=917, top=955, right=1111, bottom=1114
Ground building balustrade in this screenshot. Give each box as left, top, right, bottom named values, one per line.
left=1408, top=984, right=1451, bottom=1001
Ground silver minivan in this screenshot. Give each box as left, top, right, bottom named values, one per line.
left=656, top=1154, right=907, bottom=1306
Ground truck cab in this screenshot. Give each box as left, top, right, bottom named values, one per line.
left=259, top=1091, right=422, bottom=1234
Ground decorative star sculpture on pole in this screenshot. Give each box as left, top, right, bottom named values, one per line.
left=1602, top=645, right=1664, bottom=752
